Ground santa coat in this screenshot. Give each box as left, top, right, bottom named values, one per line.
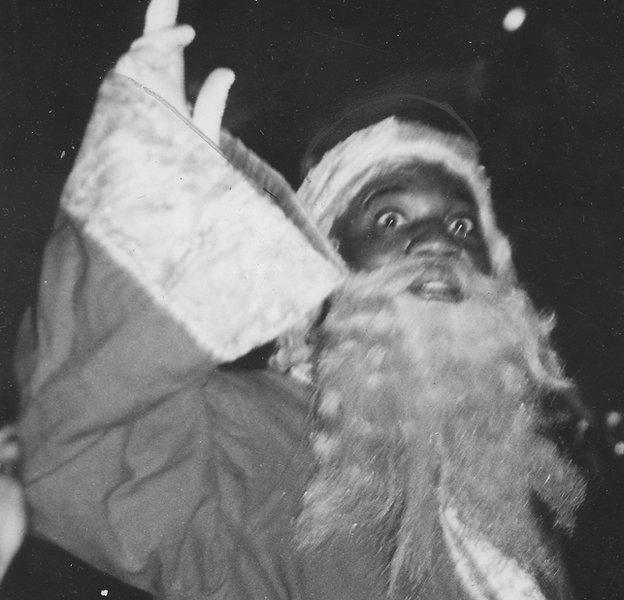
left=14, top=45, right=572, bottom=600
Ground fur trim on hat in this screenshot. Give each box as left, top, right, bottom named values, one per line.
left=297, top=117, right=516, bottom=283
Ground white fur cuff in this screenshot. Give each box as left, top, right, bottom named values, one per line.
left=61, top=72, right=342, bottom=363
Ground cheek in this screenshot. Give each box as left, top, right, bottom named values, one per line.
left=338, top=235, right=403, bottom=271
left=463, top=241, right=492, bottom=275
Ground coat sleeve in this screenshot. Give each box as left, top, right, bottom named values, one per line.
left=14, top=66, right=343, bottom=598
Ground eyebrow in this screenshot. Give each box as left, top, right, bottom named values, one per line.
left=361, top=185, right=405, bottom=209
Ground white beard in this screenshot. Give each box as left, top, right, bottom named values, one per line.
left=296, top=259, right=586, bottom=596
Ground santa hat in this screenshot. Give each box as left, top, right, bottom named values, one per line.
left=297, top=117, right=516, bottom=284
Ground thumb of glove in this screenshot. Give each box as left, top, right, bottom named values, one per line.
left=192, top=68, right=235, bottom=144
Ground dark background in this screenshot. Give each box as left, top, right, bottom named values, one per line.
left=2, top=0, right=624, bottom=597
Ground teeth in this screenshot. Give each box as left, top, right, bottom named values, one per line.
left=421, top=281, right=449, bottom=293
left=407, top=276, right=462, bottom=302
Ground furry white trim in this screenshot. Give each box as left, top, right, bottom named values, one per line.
left=62, top=72, right=342, bottom=363
left=440, top=506, right=546, bottom=600
left=297, top=117, right=516, bottom=283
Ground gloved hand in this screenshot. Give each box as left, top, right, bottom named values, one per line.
left=0, top=426, right=25, bottom=582
left=115, top=0, right=234, bottom=144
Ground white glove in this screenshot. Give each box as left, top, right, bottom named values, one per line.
left=115, top=0, right=234, bottom=144
left=0, top=427, right=25, bottom=582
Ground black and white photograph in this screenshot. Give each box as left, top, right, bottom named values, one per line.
left=2, top=1, right=624, bottom=598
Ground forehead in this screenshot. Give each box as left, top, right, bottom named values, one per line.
left=354, top=161, right=476, bottom=211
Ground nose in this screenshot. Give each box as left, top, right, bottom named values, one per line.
left=404, top=224, right=459, bottom=260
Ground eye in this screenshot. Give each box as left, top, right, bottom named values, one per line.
left=447, top=216, right=475, bottom=239
left=375, top=210, right=407, bottom=231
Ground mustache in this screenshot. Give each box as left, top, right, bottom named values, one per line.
left=320, top=257, right=575, bottom=410
left=344, top=255, right=493, bottom=302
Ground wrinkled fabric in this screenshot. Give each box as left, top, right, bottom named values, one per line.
left=15, top=213, right=389, bottom=600
left=14, top=63, right=382, bottom=599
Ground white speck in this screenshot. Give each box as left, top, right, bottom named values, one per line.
left=606, top=411, right=622, bottom=428
left=319, top=389, right=342, bottom=417
left=60, top=150, right=66, bottom=159
left=100, top=591, right=108, bottom=597
left=614, top=441, right=624, bottom=456
left=502, top=7, right=527, bottom=32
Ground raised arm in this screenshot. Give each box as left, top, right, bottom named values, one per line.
left=15, top=1, right=341, bottom=595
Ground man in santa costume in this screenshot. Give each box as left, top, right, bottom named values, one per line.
left=9, top=1, right=584, bottom=598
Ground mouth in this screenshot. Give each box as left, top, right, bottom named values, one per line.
left=408, top=280, right=462, bottom=302
left=407, top=265, right=463, bottom=302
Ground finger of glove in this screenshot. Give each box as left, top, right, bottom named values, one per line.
left=193, top=68, right=235, bottom=143
left=144, top=0, right=179, bottom=34
left=131, top=24, right=195, bottom=52
left=118, top=25, right=193, bottom=115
